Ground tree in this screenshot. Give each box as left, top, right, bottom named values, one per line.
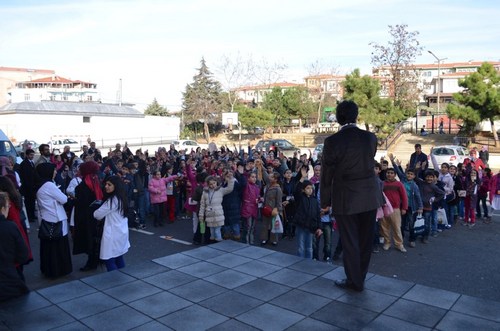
left=283, top=87, right=315, bottom=128
left=182, top=58, right=224, bottom=142
left=261, top=86, right=288, bottom=131
left=251, top=57, right=289, bottom=86
left=216, top=53, right=252, bottom=113
left=342, top=69, right=403, bottom=135
left=235, top=104, right=274, bottom=130
left=144, top=98, right=168, bottom=116
left=447, top=62, right=500, bottom=146
left=370, top=24, right=423, bottom=116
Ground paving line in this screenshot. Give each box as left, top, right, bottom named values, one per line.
left=160, top=235, right=193, bottom=245
left=129, top=227, right=155, bottom=235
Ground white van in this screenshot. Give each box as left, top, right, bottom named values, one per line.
left=0, top=129, right=22, bottom=164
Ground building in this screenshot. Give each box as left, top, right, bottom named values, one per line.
left=0, top=66, right=55, bottom=106
left=0, top=101, right=180, bottom=148
left=233, top=82, right=303, bottom=105
left=303, top=74, right=345, bottom=101
left=372, top=61, right=500, bottom=109
left=8, top=75, right=99, bottom=103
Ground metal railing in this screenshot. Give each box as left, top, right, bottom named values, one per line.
left=378, top=121, right=412, bottom=150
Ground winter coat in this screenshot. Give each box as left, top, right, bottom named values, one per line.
left=93, top=197, right=130, bottom=260
left=199, top=179, right=235, bottom=227
left=222, top=176, right=243, bottom=226
left=148, top=175, right=177, bottom=204
left=0, top=215, right=29, bottom=301
left=73, top=182, right=99, bottom=255
left=241, top=181, right=261, bottom=219
left=292, top=184, right=321, bottom=233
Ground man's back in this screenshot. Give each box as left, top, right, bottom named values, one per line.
left=320, top=126, right=382, bottom=215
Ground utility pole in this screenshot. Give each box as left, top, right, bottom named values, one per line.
left=428, top=51, right=447, bottom=114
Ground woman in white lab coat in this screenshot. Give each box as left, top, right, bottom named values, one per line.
left=93, top=175, right=130, bottom=271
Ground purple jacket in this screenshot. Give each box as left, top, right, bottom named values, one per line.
left=241, top=182, right=260, bottom=218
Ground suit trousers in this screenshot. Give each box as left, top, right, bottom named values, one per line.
left=335, top=210, right=377, bottom=290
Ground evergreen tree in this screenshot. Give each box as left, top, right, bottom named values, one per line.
left=342, top=69, right=403, bottom=135
left=182, top=58, right=224, bottom=142
left=144, top=98, right=168, bottom=116
left=283, top=87, right=315, bottom=128
left=447, top=62, right=500, bottom=146
left=261, top=86, right=288, bottom=131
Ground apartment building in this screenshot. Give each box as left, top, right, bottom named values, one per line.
left=233, top=82, right=303, bottom=105
left=0, top=66, right=55, bottom=106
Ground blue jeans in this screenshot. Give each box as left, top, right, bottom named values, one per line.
left=105, top=255, right=125, bottom=271
left=296, top=226, right=313, bottom=259
left=209, top=226, right=222, bottom=241
left=313, top=222, right=332, bottom=260
left=223, top=224, right=240, bottom=237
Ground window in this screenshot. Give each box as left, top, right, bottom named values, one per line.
left=86, top=95, right=92, bottom=101
left=24, top=94, right=30, bottom=101
left=63, top=95, right=68, bottom=101
left=83, top=116, right=90, bottom=123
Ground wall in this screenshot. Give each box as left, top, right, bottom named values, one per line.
left=0, top=113, right=180, bottom=146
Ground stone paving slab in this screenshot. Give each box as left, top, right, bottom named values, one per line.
left=1, top=241, right=500, bottom=330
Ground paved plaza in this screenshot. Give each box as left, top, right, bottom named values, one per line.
left=1, top=240, right=499, bottom=330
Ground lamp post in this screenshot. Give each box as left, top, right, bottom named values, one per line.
left=428, top=50, right=448, bottom=114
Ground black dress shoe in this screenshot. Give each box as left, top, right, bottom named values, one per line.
left=334, top=279, right=363, bottom=292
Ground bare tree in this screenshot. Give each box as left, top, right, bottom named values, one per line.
left=251, top=57, right=289, bottom=87
left=216, top=52, right=253, bottom=112
left=370, top=24, right=423, bottom=116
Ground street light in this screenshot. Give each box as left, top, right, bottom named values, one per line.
left=428, top=50, right=448, bottom=114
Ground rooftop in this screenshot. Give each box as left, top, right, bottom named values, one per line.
left=0, top=101, right=143, bottom=118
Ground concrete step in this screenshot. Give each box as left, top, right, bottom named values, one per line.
left=386, top=133, right=455, bottom=166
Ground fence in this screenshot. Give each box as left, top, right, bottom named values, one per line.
left=379, top=120, right=413, bottom=150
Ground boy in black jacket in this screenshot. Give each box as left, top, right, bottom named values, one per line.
left=292, top=179, right=322, bottom=258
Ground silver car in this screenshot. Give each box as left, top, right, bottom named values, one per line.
left=430, top=145, right=468, bottom=167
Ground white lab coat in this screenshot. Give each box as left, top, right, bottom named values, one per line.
left=93, top=197, right=130, bottom=260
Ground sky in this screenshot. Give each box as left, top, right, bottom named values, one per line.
left=1, top=0, right=499, bottom=111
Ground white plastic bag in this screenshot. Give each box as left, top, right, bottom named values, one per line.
left=436, top=208, right=448, bottom=226
left=414, top=213, right=425, bottom=235
left=271, top=214, right=283, bottom=234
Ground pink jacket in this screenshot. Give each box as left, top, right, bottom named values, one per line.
left=241, top=181, right=261, bottom=218
left=148, top=175, right=177, bottom=204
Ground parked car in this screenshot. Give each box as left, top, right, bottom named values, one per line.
left=254, top=139, right=301, bottom=158
left=15, top=140, right=40, bottom=154
left=430, top=145, right=468, bottom=167
left=50, top=138, right=81, bottom=153
left=312, top=143, right=324, bottom=162
left=172, top=140, right=209, bottom=151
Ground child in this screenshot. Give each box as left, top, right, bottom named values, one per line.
left=199, top=173, right=235, bottom=242
left=463, top=169, right=480, bottom=227
left=148, top=170, right=178, bottom=227
left=240, top=171, right=260, bottom=244
left=381, top=168, right=408, bottom=253
left=416, top=170, right=445, bottom=242
left=292, top=179, right=322, bottom=258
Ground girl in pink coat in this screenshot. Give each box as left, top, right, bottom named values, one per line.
left=148, top=170, right=178, bottom=226
left=240, top=172, right=261, bottom=244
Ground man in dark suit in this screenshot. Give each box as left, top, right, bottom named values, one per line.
left=18, top=149, right=37, bottom=223
left=320, top=100, right=383, bottom=292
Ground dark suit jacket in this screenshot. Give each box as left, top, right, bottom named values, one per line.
left=320, top=125, right=383, bottom=215
left=18, top=159, right=36, bottom=196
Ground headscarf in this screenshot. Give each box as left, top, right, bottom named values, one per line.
left=79, top=161, right=103, bottom=200
left=36, top=163, right=56, bottom=191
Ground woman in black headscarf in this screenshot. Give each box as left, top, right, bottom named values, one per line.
left=36, top=163, right=72, bottom=278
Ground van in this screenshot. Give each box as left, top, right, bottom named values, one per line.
left=0, top=129, right=22, bottom=164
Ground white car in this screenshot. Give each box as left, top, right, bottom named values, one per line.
left=50, top=138, right=82, bottom=153
left=430, top=145, right=468, bottom=167
left=172, top=140, right=208, bottom=151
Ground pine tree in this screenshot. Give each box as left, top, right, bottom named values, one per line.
left=182, top=58, right=224, bottom=142
left=144, top=98, right=168, bottom=116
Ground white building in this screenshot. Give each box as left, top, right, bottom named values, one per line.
left=0, top=66, right=55, bottom=106
left=8, top=75, right=99, bottom=103
left=0, top=101, right=180, bottom=148
left=233, top=82, right=303, bottom=105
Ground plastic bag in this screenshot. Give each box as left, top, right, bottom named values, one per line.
left=414, top=213, right=425, bottom=235
left=271, top=214, right=283, bottom=234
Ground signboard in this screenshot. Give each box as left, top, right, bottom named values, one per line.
left=222, top=112, right=239, bottom=126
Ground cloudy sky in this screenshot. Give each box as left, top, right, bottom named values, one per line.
left=1, top=0, right=499, bottom=110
